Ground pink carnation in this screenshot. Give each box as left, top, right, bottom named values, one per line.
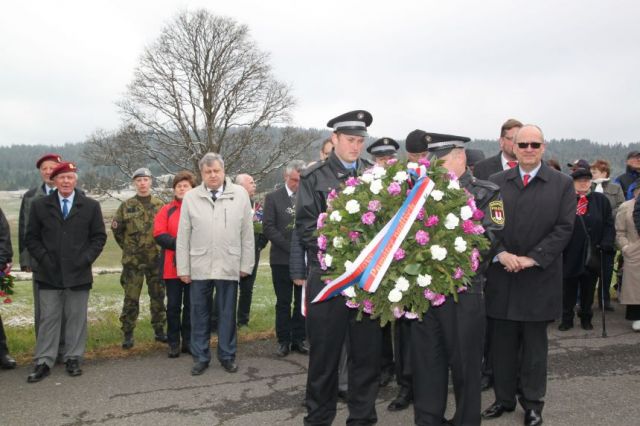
left=447, top=171, right=459, bottom=181
left=457, top=286, right=468, bottom=293
left=386, top=158, right=399, bottom=166
left=346, top=300, right=360, bottom=309
left=394, top=248, right=406, bottom=261
left=345, top=176, right=359, bottom=187
left=472, top=209, right=485, bottom=220
left=317, top=212, right=328, bottom=229
left=327, top=189, right=338, bottom=201
left=415, top=230, right=430, bottom=246
left=362, top=211, right=376, bottom=225
left=387, top=182, right=402, bottom=196
left=453, top=267, right=464, bottom=280
left=363, top=300, right=374, bottom=314
left=393, top=306, right=406, bottom=319
left=368, top=200, right=382, bottom=212
left=425, top=215, right=439, bottom=227
left=432, top=293, right=446, bottom=306
left=466, top=197, right=477, bottom=210
left=462, top=220, right=484, bottom=235
left=348, top=231, right=361, bottom=242
left=317, top=234, right=327, bottom=251
left=317, top=251, right=327, bottom=270
left=470, top=248, right=481, bottom=272
left=405, top=312, right=419, bottom=320
left=424, top=289, right=436, bottom=301
left=418, top=158, right=430, bottom=167
left=416, top=208, right=425, bottom=221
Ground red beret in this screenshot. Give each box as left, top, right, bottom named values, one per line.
left=36, top=153, right=62, bottom=169
left=50, top=162, right=78, bottom=180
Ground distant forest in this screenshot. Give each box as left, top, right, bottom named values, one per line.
left=1, top=134, right=639, bottom=191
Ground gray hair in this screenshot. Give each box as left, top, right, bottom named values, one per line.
left=514, top=124, right=545, bottom=143
left=235, top=173, right=251, bottom=185
left=285, top=160, right=306, bottom=175
left=198, top=152, right=225, bottom=171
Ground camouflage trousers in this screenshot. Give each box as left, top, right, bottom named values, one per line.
left=119, top=263, right=166, bottom=333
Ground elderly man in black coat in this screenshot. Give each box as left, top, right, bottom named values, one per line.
left=481, top=125, right=576, bottom=426
left=25, top=162, right=106, bottom=382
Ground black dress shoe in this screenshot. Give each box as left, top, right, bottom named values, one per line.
left=122, top=332, right=134, bottom=349
left=291, top=341, right=309, bottom=355
left=221, top=359, right=238, bottom=373
left=387, top=387, right=412, bottom=411
left=480, top=374, right=493, bottom=391
left=191, top=362, right=209, bottom=376
left=558, top=322, right=573, bottom=331
left=65, top=359, right=83, bottom=376
left=168, top=345, right=180, bottom=358
left=276, top=342, right=290, bottom=357
left=0, top=353, right=17, bottom=369
left=181, top=344, right=191, bottom=354
left=379, top=368, right=394, bottom=387
left=524, top=409, right=543, bottom=426
left=337, top=390, right=348, bottom=402
left=27, top=364, right=50, bottom=383
left=481, top=401, right=515, bottom=419
left=154, top=331, right=168, bottom=343
left=581, top=319, right=594, bottom=330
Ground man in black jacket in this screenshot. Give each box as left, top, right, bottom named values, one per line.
left=25, top=162, right=106, bottom=382
left=0, top=208, right=17, bottom=370
left=263, top=160, right=307, bottom=357
left=296, top=110, right=381, bottom=425
left=473, top=119, right=522, bottom=181
left=481, top=125, right=575, bottom=426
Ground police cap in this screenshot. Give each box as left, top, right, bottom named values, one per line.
left=367, top=137, right=399, bottom=157
left=424, top=131, right=471, bottom=158
left=326, top=110, right=373, bottom=137
left=132, top=167, right=153, bottom=179
left=405, top=129, right=429, bottom=154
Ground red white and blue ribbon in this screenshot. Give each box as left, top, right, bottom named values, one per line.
left=312, top=175, right=435, bottom=303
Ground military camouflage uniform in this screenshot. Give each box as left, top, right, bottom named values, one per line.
left=112, top=195, right=166, bottom=334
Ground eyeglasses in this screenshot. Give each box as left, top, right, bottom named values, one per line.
left=502, top=136, right=514, bottom=141
left=517, top=142, right=542, bottom=149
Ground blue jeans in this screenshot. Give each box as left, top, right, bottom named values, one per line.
left=190, top=279, right=238, bottom=364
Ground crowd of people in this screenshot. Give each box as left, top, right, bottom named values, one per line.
left=1, top=112, right=640, bottom=426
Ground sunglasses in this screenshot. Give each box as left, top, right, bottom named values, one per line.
left=517, top=142, right=542, bottom=149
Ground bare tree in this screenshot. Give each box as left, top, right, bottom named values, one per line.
left=85, top=9, right=318, bottom=181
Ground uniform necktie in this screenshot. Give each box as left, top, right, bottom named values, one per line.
left=62, top=199, right=69, bottom=219
left=523, top=174, right=530, bottom=187
left=507, top=161, right=518, bottom=169
left=577, top=194, right=588, bottom=216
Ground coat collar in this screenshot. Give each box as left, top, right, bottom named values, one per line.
left=327, top=152, right=372, bottom=180
left=505, top=161, right=551, bottom=188
left=44, top=189, right=84, bottom=221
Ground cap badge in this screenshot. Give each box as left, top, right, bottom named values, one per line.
left=383, top=138, right=388, bottom=145
left=425, top=135, right=432, bottom=142
left=357, top=112, right=364, bottom=120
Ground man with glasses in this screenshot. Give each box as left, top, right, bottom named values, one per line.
left=474, top=119, right=523, bottom=180
left=481, top=125, right=575, bottom=426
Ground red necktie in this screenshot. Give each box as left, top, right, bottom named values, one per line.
left=523, top=174, right=530, bottom=186
left=507, top=161, right=518, bottom=169
left=577, top=195, right=588, bottom=216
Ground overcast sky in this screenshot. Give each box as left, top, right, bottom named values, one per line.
left=1, top=0, right=639, bottom=147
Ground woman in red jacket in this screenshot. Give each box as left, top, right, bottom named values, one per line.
left=154, top=171, right=196, bottom=357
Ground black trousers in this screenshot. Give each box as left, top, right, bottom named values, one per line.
left=165, top=278, right=191, bottom=347
left=271, top=264, right=305, bottom=344
left=562, top=272, right=597, bottom=323
left=304, top=267, right=382, bottom=426
left=0, top=314, right=9, bottom=355
left=380, top=322, right=394, bottom=373
left=491, top=319, right=548, bottom=412
left=393, top=317, right=412, bottom=391
left=411, top=293, right=485, bottom=426
left=481, top=317, right=494, bottom=381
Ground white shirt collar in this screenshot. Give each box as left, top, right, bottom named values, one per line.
left=519, top=163, right=542, bottom=180
left=501, top=153, right=517, bottom=170
left=285, top=183, right=294, bottom=197
left=58, top=190, right=76, bottom=210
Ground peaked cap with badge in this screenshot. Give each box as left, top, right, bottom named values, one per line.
left=367, top=137, right=399, bottom=157
left=326, top=110, right=373, bottom=137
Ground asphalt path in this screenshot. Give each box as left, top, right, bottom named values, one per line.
left=2, top=304, right=639, bottom=425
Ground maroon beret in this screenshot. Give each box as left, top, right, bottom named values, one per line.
left=36, top=153, right=62, bottom=169
left=50, top=162, right=78, bottom=180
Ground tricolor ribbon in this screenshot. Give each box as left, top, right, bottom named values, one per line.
left=312, top=175, right=435, bottom=303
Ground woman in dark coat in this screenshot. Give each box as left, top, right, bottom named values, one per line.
left=560, top=168, right=615, bottom=330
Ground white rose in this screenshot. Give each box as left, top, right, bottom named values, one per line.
left=342, top=286, right=356, bottom=298
left=430, top=245, right=448, bottom=261
left=430, top=190, right=444, bottom=201
left=460, top=205, right=473, bottom=220
left=371, top=166, right=387, bottom=179
left=329, top=211, right=342, bottom=222
left=345, top=199, right=360, bottom=214
left=454, top=236, right=468, bottom=253
left=417, top=274, right=432, bottom=287
left=448, top=179, right=461, bottom=190
left=395, top=276, right=410, bottom=292
left=360, top=173, right=374, bottom=183
left=393, top=171, right=409, bottom=182
left=388, top=288, right=403, bottom=303
left=324, top=254, right=333, bottom=267
left=344, top=260, right=354, bottom=271
left=342, top=186, right=355, bottom=195
left=444, top=213, right=460, bottom=229
left=333, top=236, right=345, bottom=249
left=370, top=179, right=383, bottom=195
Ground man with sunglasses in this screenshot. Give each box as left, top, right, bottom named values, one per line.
left=482, top=125, right=575, bottom=426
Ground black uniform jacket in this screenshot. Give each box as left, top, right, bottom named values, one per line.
left=295, top=152, right=372, bottom=264
left=263, top=186, right=295, bottom=266
left=486, top=163, right=576, bottom=321
left=26, top=190, right=107, bottom=289
left=473, top=153, right=504, bottom=181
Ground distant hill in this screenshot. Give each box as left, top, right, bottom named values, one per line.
left=1, top=135, right=638, bottom=191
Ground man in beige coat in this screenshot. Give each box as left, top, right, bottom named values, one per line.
left=177, top=153, right=254, bottom=376
left=615, top=182, right=640, bottom=331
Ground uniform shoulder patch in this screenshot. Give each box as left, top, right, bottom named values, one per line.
left=489, top=200, right=505, bottom=225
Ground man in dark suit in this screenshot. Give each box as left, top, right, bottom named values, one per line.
left=0, top=208, right=17, bottom=370
left=25, top=162, right=107, bottom=382
left=263, top=160, right=308, bottom=357
left=473, top=119, right=522, bottom=181
left=481, top=125, right=576, bottom=426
